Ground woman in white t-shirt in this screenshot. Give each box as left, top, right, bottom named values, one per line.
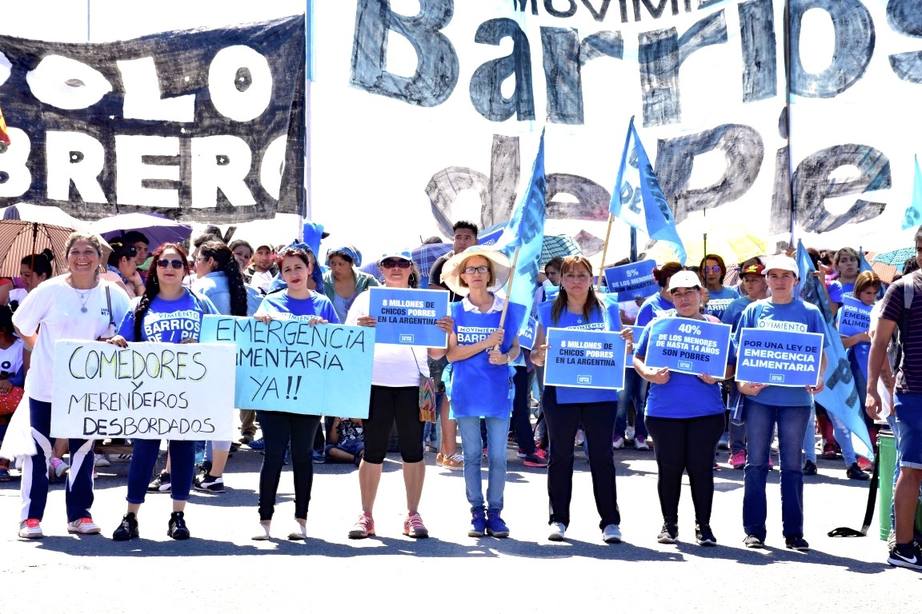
left=12, top=233, right=131, bottom=539
left=344, top=251, right=452, bottom=540
left=1, top=250, right=54, bottom=310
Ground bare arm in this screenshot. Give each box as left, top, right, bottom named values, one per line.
left=866, top=318, right=897, bottom=419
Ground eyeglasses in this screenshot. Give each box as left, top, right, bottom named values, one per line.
left=463, top=265, right=489, bottom=275
left=157, top=259, right=185, bottom=270
left=380, top=258, right=411, bottom=269
left=705, top=265, right=722, bottom=273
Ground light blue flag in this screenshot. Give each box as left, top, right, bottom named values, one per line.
left=495, top=129, right=546, bottom=334
left=857, top=246, right=873, bottom=274
left=901, top=155, right=922, bottom=230
left=795, top=241, right=874, bottom=460
left=610, top=116, right=686, bottom=264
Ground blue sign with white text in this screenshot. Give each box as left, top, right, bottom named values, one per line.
left=603, top=259, right=658, bottom=301
left=643, top=318, right=732, bottom=378
left=735, top=328, right=824, bottom=387
left=837, top=295, right=872, bottom=337
left=368, top=287, right=449, bottom=347
left=544, top=328, right=626, bottom=390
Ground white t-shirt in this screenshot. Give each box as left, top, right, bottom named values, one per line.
left=346, top=290, right=428, bottom=387
left=12, top=276, right=131, bottom=402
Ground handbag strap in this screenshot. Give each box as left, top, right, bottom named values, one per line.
left=408, top=347, right=427, bottom=379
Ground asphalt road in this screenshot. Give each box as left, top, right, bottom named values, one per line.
left=1, top=445, right=918, bottom=613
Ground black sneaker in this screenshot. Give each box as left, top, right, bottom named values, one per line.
left=845, top=463, right=870, bottom=481
left=695, top=524, right=717, bottom=547
left=112, top=513, right=139, bottom=541
left=802, top=459, right=817, bottom=476
left=168, top=512, right=190, bottom=540
left=887, top=542, right=922, bottom=571
left=743, top=534, right=765, bottom=548
left=657, top=523, right=678, bottom=544
left=147, top=471, right=171, bottom=492
left=785, top=536, right=810, bottom=551
left=193, top=474, right=225, bottom=493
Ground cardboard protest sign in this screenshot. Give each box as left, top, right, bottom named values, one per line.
left=544, top=328, right=626, bottom=390
left=643, top=318, right=732, bottom=378
left=736, top=328, right=824, bottom=387
left=51, top=340, right=236, bottom=440
left=367, top=287, right=449, bottom=347
left=838, top=295, right=872, bottom=337
left=603, top=260, right=658, bottom=301
left=200, top=315, right=374, bottom=417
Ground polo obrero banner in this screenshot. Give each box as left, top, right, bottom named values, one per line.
left=0, top=16, right=305, bottom=222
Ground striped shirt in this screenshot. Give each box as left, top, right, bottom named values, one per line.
left=880, top=271, right=922, bottom=392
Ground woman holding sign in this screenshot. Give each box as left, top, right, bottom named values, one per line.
left=734, top=255, right=827, bottom=551
left=442, top=246, right=524, bottom=538
left=252, top=246, right=339, bottom=541
left=107, top=243, right=218, bottom=541
left=12, top=232, right=131, bottom=539
left=345, top=251, right=452, bottom=539
left=633, top=271, right=731, bottom=546
left=530, top=256, right=624, bottom=544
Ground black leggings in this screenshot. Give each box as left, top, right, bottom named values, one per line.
left=645, top=413, right=724, bottom=526
left=362, top=386, right=424, bottom=464
left=257, top=411, right=321, bottom=521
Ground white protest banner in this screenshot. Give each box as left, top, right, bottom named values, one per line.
left=51, top=340, right=236, bottom=440
left=312, top=1, right=922, bottom=259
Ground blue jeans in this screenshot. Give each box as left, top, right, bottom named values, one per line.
left=743, top=398, right=811, bottom=540
left=457, top=416, right=510, bottom=512
left=615, top=369, right=647, bottom=440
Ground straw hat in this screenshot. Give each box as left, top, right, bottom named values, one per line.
left=441, top=246, right=512, bottom=296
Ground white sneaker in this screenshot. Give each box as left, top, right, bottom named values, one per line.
left=18, top=519, right=43, bottom=539
left=548, top=522, right=566, bottom=542
left=612, top=437, right=625, bottom=450
left=287, top=522, right=308, bottom=541
left=625, top=425, right=636, bottom=441
left=602, top=524, right=622, bottom=544
left=94, top=453, right=111, bottom=467
left=252, top=521, right=271, bottom=541
left=66, top=517, right=101, bottom=535
left=635, top=438, right=650, bottom=451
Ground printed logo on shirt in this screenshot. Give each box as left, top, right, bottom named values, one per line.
left=457, top=325, right=494, bottom=344
left=144, top=309, right=203, bottom=342
left=757, top=319, right=807, bottom=332
left=568, top=322, right=607, bottom=331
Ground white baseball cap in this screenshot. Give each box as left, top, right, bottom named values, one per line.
left=667, top=270, right=702, bottom=293
left=762, top=254, right=799, bottom=277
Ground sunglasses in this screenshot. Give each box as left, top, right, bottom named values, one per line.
left=157, top=259, right=185, bottom=270
left=380, top=258, right=411, bottom=269
left=705, top=265, right=722, bottom=273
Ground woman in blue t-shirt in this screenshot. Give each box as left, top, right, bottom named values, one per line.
left=442, top=246, right=524, bottom=538
left=634, top=271, right=732, bottom=547
left=108, top=243, right=218, bottom=541
left=252, top=246, right=339, bottom=541
left=530, top=256, right=623, bottom=544
left=734, top=255, right=828, bottom=551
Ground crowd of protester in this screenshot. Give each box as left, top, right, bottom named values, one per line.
left=0, top=219, right=920, bottom=573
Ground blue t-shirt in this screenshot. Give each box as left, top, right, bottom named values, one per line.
left=449, top=297, right=525, bottom=418
left=636, top=293, right=672, bottom=327
left=734, top=298, right=828, bottom=407
left=256, top=291, right=340, bottom=324
left=827, top=280, right=854, bottom=305
left=721, top=295, right=756, bottom=332
left=117, top=290, right=218, bottom=343
left=538, top=295, right=621, bottom=404
left=635, top=313, right=726, bottom=418
left=703, top=286, right=739, bottom=320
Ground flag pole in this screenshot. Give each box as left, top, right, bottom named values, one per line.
left=492, top=245, right=521, bottom=353
left=596, top=213, right=614, bottom=291
left=498, top=245, right=521, bottom=329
